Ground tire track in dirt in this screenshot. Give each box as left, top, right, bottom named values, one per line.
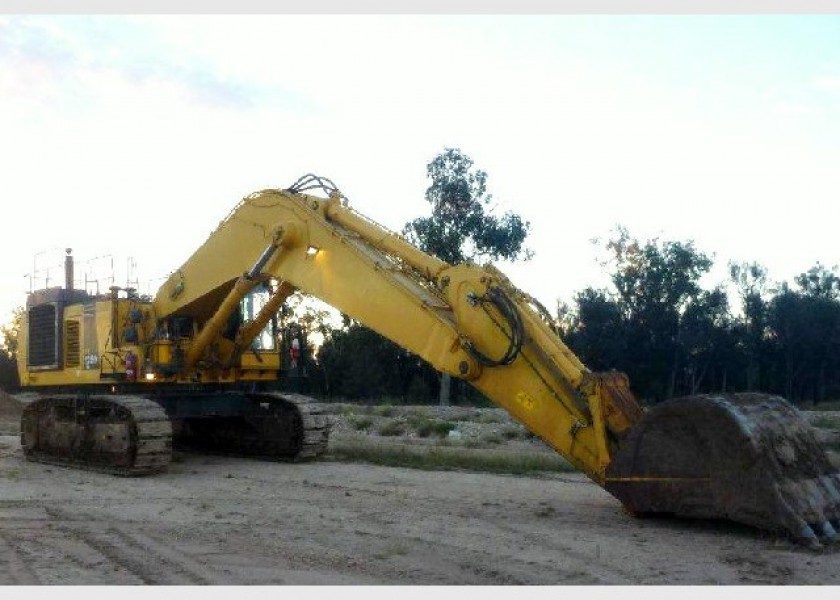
left=354, top=524, right=600, bottom=585
left=463, top=507, right=633, bottom=583
left=418, top=520, right=629, bottom=584
left=4, top=522, right=143, bottom=584
left=107, top=527, right=231, bottom=585
left=46, top=507, right=229, bottom=585
left=0, top=530, right=39, bottom=584
left=337, top=496, right=633, bottom=584
left=485, top=518, right=642, bottom=583
left=66, top=526, right=200, bottom=584
left=266, top=472, right=631, bottom=584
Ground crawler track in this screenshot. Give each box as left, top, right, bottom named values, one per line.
left=172, top=392, right=331, bottom=461
left=19, top=392, right=331, bottom=475
left=20, top=395, right=172, bottom=476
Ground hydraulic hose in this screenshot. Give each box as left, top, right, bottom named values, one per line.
left=465, top=286, right=525, bottom=367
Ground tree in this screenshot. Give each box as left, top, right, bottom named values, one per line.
left=764, top=264, right=840, bottom=404
left=603, top=228, right=713, bottom=400
left=403, top=148, right=533, bottom=405
left=0, top=308, right=23, bottom=391
left=568, top=228, right=717, bottom=402
left=677, top=287, right=733, bottom=394
left=729, top=262, right=769, bottom=391
left=311, top=149, right=533, bottom=405
left=317, top=320, right=437, bottom=402
left=403, top=148, right=532, bottom=265
left=766, top=284, right=807, bottom=402
left=795, top=263, right=840, bottom=404
left=795, top=262, right=840, bottom=300
left=563, top=287, right=626, bottom=372
left=276, top=292, right=334, bottom=393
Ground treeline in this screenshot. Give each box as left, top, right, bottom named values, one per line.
left=307, top=228, right=840, bottom=407
left=0, top=310, right=20, bottom=390
left=561, top=229, right=840, bottom=405
left=300, top=319, right=487, bottom=406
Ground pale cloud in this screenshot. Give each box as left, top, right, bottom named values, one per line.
left=771, top=102, right=821, bottom=116
left=814, top=75, right=840, bottom=90
left=2, top=15, right=840, bottom=326
left=0, top=16, right=315, bottom=112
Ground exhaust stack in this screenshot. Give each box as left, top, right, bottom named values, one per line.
left=65, top=248, right=74, bottom=290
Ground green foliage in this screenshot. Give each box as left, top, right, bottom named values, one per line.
left=0, top=354, right=17, bottom=392
left=605, top=227, right=712, bottom=317
left=374, top=403, right=396, bottom=417
left=564, top=287, right=627, bottom=373
left=564, top=228, right=840, bottom=405
left=765, top=279, right=840, bottom=403
left=404, top=375, right=433, bottom=404
left=729, top=261, right=770, bottom=391
left=406, top=406, right=433, bottom=419
left=349, top=415, right=374, bottom=431
left=476, top=411, right=506, bottom=424
left=282, top=292, right=334, bottom=338
left=310, top=153, right=840, bottom=409
left=0, top=308, right=22, bottom=391
left=811, top=415, right=840, bottom=430
left=568, top=228, right=716, bottom=401
left=409, top=415, right=455, bottom=438
left=480, top=431, right=505, bottom=445
left=312, top=149, right=532, bottom=407
left=500, top=425, right=526, bottom=440
left=402, top=148, right=532, bottom=265
left=317, top=324, right=438, bottom=401
left=0, top=308, right=22, bottom=359
left=326, top=438, right=574, bottom=475
left=795, top=262, right=840, bottom=300
left=377, top=419, right=407, bottom=437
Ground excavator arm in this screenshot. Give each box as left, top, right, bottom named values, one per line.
left=152, top=175, right=840, bottom=546
left=154, top=177, right=640, bottom=482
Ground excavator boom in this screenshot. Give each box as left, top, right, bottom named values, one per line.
left=152, top=177, right=641, bottom=481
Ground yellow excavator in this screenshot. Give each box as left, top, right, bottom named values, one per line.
left=15, top=174, right=840, bottom=547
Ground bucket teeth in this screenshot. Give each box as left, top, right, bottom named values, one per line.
left=605, top=393, right=840, bottom=545
left=817, top=521, right=838, bottom=544
left=798, top=525, right=821, bottom=549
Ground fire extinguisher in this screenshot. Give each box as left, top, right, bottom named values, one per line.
left=125, top=351, right=137, bottom=382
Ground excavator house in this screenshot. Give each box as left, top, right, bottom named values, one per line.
left=15, top=175, right=840, bottom=547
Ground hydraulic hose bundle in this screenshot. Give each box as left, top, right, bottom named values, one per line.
left=464, top=286, right=525, bottom=367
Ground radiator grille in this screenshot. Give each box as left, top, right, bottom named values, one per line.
left=28, top=304, right=58, bottom=367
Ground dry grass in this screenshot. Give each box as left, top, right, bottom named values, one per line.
left=810, top=414, right=840, bottom=430
left=326, top=434, right=573, bottom=475
left=804, top=400, right=840, bottom=412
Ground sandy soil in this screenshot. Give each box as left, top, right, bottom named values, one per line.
left=1, top=431, right=839, bottom=586
left=2, top=392, right=839, bottom=585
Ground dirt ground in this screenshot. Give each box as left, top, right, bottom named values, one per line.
left=1, top=395, right=839, bottom=585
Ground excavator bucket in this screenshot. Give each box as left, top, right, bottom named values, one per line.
left=605, top=393, right=840, bottom=547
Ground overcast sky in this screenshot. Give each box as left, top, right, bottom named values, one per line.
left=1, top=14, right=839, bottom=328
